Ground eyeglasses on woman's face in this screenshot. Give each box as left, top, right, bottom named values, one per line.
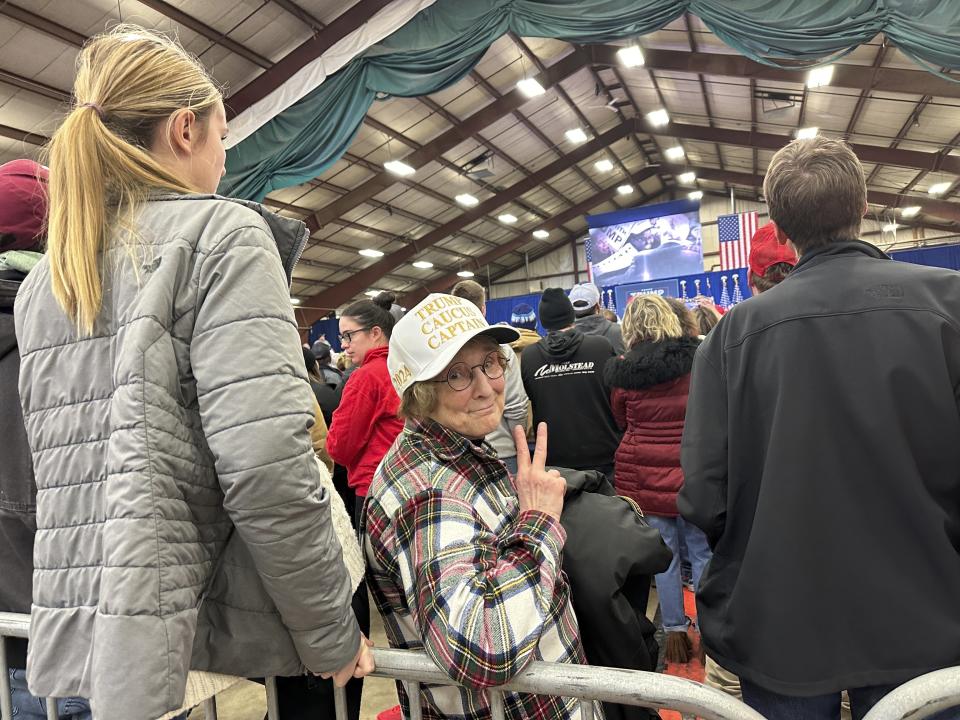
left=429, top=351, right=506, bottom=392
left=339, top=327, right=372, bottom=345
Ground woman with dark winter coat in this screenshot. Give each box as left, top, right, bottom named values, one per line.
left=603, top=294, right=711, bottom=664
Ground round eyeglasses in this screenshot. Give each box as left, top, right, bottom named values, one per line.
left=429, top=351, right=507, bottom=391
left=339, top=327, right=372, bottom=345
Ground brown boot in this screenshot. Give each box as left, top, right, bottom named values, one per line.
left=664, top=631, right=692, bottom=664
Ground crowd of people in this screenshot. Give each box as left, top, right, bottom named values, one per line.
left=1, top=22, right=959, bottom=720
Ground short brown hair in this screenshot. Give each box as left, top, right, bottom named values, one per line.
left=763, top=136, right=866, bottom=254
left=665, top=298, right=699, bottom=338
left=749, top=261, right=794, bottom=294
left=694, top=305, right=721, bottom=335
left=451, top=279, right=485, bottom=310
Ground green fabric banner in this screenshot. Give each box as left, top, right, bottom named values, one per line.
left=221, top=0, right=960, bottom=202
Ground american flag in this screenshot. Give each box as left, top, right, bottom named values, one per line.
left=717, top=211, right=758, bottom=270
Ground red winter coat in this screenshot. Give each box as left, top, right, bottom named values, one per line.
left=327, top=345, right=403, bottom=497
left=602, top=338, right=699, bottom=517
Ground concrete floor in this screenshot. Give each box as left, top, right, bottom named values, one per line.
left=194, top=589, right=661, bottom=720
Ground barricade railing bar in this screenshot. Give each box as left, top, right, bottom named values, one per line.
left=5, top=610, right=958, bottom=720
left=861, top=667, right=960, bottom=720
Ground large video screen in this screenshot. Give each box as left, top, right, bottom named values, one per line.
left=586, top=199, right=703, bottom=287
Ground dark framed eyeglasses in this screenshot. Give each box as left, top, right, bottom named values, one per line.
left=339, top=327, right=372, bottom=345
left=429, top=351, right=507, bottom=392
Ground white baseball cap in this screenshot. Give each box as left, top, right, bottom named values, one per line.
left=388, top=293, right=519, bottom=396
left=569, top=282, right=601, bottom=312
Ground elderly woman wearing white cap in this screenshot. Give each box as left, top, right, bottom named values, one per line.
left=364, top=293, right=593, bottom=720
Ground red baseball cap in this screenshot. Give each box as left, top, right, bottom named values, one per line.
left=748, top=223, right=797, bottom=277
left=0, top=159, right=49, bottom=252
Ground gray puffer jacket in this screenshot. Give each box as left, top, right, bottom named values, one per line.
left=15, top=195, right=360, bottom=720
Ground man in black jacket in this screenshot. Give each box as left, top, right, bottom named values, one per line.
left=521, top=288, right=621, bottom=478
left=679, top=136, right=960, bottom=719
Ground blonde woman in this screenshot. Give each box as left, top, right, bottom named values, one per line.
left=602, top=294, right=710, bottom=664
left=14, top=26, right=371, bottom=720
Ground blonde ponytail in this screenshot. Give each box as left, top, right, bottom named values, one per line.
left=44, top=25, right=221, bottom=335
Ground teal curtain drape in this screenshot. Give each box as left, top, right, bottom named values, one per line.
left=221, top=0, right=960, bottom=202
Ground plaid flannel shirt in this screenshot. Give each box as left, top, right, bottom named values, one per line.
left=363, top=418, right=594, bottom=720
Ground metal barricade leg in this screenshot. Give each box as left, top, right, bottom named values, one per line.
left=45, top=697, right=59, bottom=720
left=333, top=684, right=349, bottom=720
left=403, top=681, right=423, bottom=720
left=265, top=677, right=280, bottom=720
left=0, top=638, right=12, bottom=720
left=488, top=689, right=507, bottom=720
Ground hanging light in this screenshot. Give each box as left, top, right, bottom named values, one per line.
left=498, top=213, right=518, bottom=224
left=664, top=146, right=685, bottom=161
left=412, top=260, right=434, bottom=269
left=359, top=248, right=384, bottom=258
left=617, top=44, right=645, bottom=68
left=516, top=77, right=546, bottom=97
left=646, top=109, right=670, bottom=127
left=594, top=158, right=614, bottom=172
left=617, top=184, right=634, bottom=195
left=384, top=159, right=415, bottom=176
left=928, top=182, right=951, bottom=196
left=678, top=172, right=696, bottom=184
left=533, top=229, right=550, bottom=239
left=688, top=190, right=704, bottom=200
left=796, top=127, right=819, bottom=139
left=900, top=206, right=921, bottom=217
left=806, top=65, right=834, bottom=88
left=455, top=193, right=479, bottom=207
left=565, top=128, right=588, bottom=143
left=457, top=270, right=475, bottom=278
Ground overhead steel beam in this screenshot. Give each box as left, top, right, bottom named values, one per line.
left=0, top=124, right=47, bottom=146
left=300, top=123, right=631, bottom=321
left=588, top=45, right=960, bottom=100
left=677, top=164, right=960, bottom=225
left=644, top=119, right=960, bottom=176
left=0, top=68, right=70, bottom=103
left=307, top=48, right=590, bottom=230
left=226, top=0, right=394, bottom=117
left=135, top=0, right=272, bottom=69
left=0, top=2, right=85, bottom=47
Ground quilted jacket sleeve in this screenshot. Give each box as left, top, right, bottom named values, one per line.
left=190, top=222, right=361, bottom=673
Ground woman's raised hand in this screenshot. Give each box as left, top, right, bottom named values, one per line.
left=512, top=423, right=565, bottom=520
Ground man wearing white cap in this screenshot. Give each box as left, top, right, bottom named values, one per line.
left=364, top=293, right=594, bottom=720
left=570, top=282, right=624, bottom=354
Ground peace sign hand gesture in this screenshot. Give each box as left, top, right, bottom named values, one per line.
left=512, top=423, right=566, bottom=520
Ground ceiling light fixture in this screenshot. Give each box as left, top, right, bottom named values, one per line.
left=455, top=193, right=479, bottom=207
left=929, top=181, right=951, bottom=196
left=900, top=206, right=921, bottom=217
left=456, top=270, right=475, bottom=278
left=678, top=172, right=696, bottom=184
left=516, top=77, right=546, bottom=97
left=806, top=65, right=834, bottom=88
left=290, top=297, right=301, bottom=305
left=688, top=190, right=704, bottom=200
left=364, top=290, right=382, bottom=297
left=617, top=184, right=634, bottom=195
left=359, top=248, right=384, bottom=258
left=664, top=145, right=685, bottom=161
left=412, top=260, right=434, bottom=269
left=882, top=222, right=899, bottom=233
left=565, top=127, right=588, bottom=143
left=617, top=44, right=645, bottom=68
left=796, top=126, right=819, bottom=139
left=383, top=159, right=415, bottom=176
left=594, top=158, right=614, bottom=172
left=646, top=108, right=670, bottom=127
left=498, top=213, right=518, bottom=224
left=533, top=229, right=550, bottom=239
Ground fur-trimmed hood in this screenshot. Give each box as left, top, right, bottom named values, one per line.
left=603, top=337, right=699, bottom=390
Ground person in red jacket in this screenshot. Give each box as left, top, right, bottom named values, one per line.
left=328, top=291, right=405, bottom=520
left=602, top=293, right=709, bottom=664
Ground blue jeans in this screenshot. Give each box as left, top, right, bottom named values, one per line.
left=645, top=514, right=712, bottom=632
left=8, top=669, right=91, bottom=720
left=742, top=677, right=960, bottom=720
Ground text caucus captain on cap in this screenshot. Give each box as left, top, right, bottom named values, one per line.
left=363, top=292, right=597, bottom=720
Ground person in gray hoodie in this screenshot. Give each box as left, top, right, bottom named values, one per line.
left=14, top=26, right=372, bottom=720
left=570, top=282, right=625, bottom=354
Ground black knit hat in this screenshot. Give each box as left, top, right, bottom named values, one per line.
left=539, top=287, right=575, bottom=330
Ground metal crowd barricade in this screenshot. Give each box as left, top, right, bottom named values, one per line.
left=1, top=610, right=766, bottom=720
left=861, top=667, right=960, bottom=720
